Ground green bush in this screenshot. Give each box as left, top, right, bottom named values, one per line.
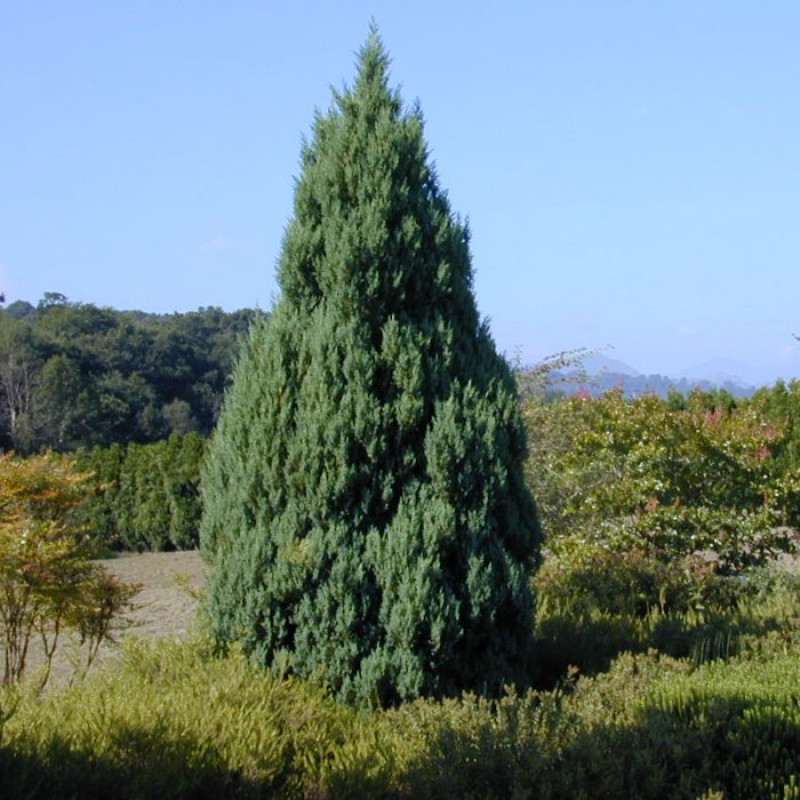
left=536, top=542, right=727, bottom=618
left=533, top=548, right=800, bottom=684
left=76, top=433, right=205, bottom=551
left=522, top=389, right=797, bottom=573
left=0, top=638, right=388, bottom=799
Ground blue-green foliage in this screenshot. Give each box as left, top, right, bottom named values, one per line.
left=200, top=30, right=540, bottom=706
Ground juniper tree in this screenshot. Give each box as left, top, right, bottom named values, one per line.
left=200, top=30, right=541, bottom=706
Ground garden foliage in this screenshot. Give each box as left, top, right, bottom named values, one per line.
left=523, top=388, right=799, bottom=617
left=4, top=607, right=800, bottom=799
left=75, top=433, right=205, bottom=552
left=0, top=453, right=135, bottom=688
left=201, top=30, right=540, bottom=706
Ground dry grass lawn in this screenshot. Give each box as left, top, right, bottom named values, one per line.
left=29, top=551, right=209, bottom=688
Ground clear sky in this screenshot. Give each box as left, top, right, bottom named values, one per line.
left=2, top=2, right=799, bottom=384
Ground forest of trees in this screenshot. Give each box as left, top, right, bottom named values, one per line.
left=0, top=293, right=256, bottom=453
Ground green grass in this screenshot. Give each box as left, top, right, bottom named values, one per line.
left=2, top=567, right=800, bottom=799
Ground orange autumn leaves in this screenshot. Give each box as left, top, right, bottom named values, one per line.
left=0, top=453, right=135, bottom=688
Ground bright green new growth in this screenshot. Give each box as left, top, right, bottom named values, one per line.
left=200, top=30, right=540, bottom=706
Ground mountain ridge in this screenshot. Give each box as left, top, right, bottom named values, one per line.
left=545, top=353, right=760, bottom=398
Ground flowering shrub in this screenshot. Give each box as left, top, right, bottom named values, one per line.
left=523, top=388, right=797, bottom=576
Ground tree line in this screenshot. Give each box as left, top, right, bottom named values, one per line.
left=0, top=292, right=256, bottom=454
left=45, top=376, right=800, bottom=557
left=4, top=292, right=800, bottom=562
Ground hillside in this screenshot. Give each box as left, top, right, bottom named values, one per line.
left=0, top=295, right=256, bottom=453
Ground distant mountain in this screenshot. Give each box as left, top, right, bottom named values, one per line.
left=546, top=355, right=757, bottom=399
left=678, top=358, right=754, bottom=387
left=579, top=353, right=642, bottom=377
left=675, top=358, right=797, bottom=390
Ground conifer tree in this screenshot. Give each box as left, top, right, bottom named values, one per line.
left=200, top=29, right=541, bottom=706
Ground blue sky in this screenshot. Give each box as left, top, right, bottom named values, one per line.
left=2, top=2, right=799, bottom=384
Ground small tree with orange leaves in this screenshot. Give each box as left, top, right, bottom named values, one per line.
left=0, top=453, right=136, bottom=689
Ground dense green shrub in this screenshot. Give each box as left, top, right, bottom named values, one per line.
left=534, top=540, right=751, bottom=624
left=523, top=388, right=797, bottom=572
left=5, top=623, right=800, bottom=798
left=533, top=562, right=800, bottom=686
left=754, top=379, right=800, bottom=472
left=0, top=638, right=386, bottom=799
left=201, top=30, right=540, bottom=707
left=520, top=376, right=800, bottom=686
left=76, top=433, right=205, bottom=551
